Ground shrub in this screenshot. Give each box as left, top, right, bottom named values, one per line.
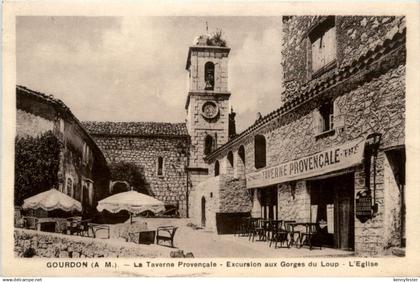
left=15, top=131, right=62, bottom=206
left=109, top=161, right=150, bottom=195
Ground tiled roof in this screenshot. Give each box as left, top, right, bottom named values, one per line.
left=17, top=85, right=72, bottom=113
left=81, top=121, right=189, bottom=138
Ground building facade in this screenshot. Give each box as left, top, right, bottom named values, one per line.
left=82, top=122, right=190, bottom=217
left=16, top=86, right=111, bottom=214
left=201, top=16, right=406, bottom=256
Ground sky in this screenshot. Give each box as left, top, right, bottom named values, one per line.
left=16, top=16, right=283, bottom=132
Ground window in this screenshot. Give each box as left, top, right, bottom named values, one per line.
left=82, top=142, right=90, bottom=164
left=237, top=145, right=246, bottom=178
left=238, top=145, right=245, bottom=165
left=309, top=17, right=336, bottom=75
left=65, top=177, right=74, bottom=198
left=227, top=151, right=234, bottom=168
left=319, top=101, right=334, bottom=132
left=254, top=135, right=266, bottom=169
left=214, top=160, right=220, bottom=176
left=204, top=135, right=215, bottom=155
left=59, top=119, right=65, bottom=133
left=157, top=156, right=164, bottom=176
left=204, top=62, right=215, bottom=90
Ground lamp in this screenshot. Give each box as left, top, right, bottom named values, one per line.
left=366, top=132, right=382, bottom=216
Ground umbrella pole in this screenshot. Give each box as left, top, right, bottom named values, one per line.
left=130, top=213, right=133, bottom=224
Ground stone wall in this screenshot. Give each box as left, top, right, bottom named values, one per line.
left=187, top=94, right=230, bottom=168
left=277, top=181, right=311, bottom=223
left=16, top=109, right=54, bottom=138
left=189, top=176, right=220, bottom=231
left=236, top=64, right=405, bottom=177
left=92, top=135, right=189, bottom=217
left=14, top=229, right=158, bottom=258
left=218, top=176, right=252, bottom=213
left=354, top=160, right=385, bottom=256
left=282, top=16, right=405, bottom=103
left=383, top=152, right=403, bottom=249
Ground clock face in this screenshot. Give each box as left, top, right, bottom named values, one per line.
left=201, top=101, right=219, bottom=120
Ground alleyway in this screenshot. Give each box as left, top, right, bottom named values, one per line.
left=96, top=218, right=354, bottom=258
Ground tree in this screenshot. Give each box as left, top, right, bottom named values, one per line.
left=207, top=29, right=227, bottom=47
left=108, top=161, right=150, bottom=195
left=15, top=131, right=62, bottom=206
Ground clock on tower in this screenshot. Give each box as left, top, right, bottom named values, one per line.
left=185, top=32, right=231, bottom=169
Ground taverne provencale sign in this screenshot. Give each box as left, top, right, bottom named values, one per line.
left=246, top=138, right=365, bottom=188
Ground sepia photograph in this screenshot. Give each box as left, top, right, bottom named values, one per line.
left=2, top=1, right=420, bottom=278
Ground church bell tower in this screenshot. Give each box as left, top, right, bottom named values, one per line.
left=185, top=33, right=231, bottom=169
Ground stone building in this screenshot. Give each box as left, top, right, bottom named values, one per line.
left=82, top=33, right=236, bottom=219
left=81, top=121, right=190, bottom=217
left=201, top=16, right=406, bottom=256
left=16, top=86, right=111, bottom=214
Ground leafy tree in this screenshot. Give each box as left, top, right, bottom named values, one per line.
left=108, top=161, right=150, bottom=195
left=15, top=131, right=62, bottom=206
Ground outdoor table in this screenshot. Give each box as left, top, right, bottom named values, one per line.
left=36, top=217, right=62, bottom=232
left=288, top=222, right=319, bottom=250
left=88, top=223, right=110, bottom=239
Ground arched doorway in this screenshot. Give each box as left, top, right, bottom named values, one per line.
left=201, top=196, right=206, bottom=227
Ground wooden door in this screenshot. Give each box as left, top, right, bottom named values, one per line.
left=337, top=197, right=354, bottom=250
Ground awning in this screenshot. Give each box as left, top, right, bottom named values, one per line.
left=246, top=137, right=365, bottom=189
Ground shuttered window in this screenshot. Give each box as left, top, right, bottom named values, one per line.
left=314, top=100, right=335, bottom=134
left=310, top=17, right=336, bottom=74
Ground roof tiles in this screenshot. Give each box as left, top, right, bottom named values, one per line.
left=81, top=121, right=189, bottom=138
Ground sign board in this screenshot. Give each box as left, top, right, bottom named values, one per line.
left=310, top=205, right=318, bottom=223
left=356, top=190, right=373, bottom=223
left=246, top=137, right=365, bottom=188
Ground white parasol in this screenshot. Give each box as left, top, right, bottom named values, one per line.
left=22, top=188, right=82, bottom=212
left=96, top=190, right=165, bottom=217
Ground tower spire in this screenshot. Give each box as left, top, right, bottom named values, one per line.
left=206, top=21, right=208, bottom=33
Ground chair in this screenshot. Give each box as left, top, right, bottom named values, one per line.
left=299, top=224, right=322, bottom=250
left=270, top=221, right=289, bottom=248
left=283, top=220, right=300, bottom=247
left=66, top=217, right=82, bottom=235
left=77, top=219, right=92, bottom=237
left=267, top=220, right=281, bottom=247
left=248, top=218, right=262, bottom=242
left=23, top=216, right=39, bottom=230
left=235, top=217, right=249, bottom=237
left=55, top=218, right=68, bottom=234
left=156, top=226, right=178, bottom=247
